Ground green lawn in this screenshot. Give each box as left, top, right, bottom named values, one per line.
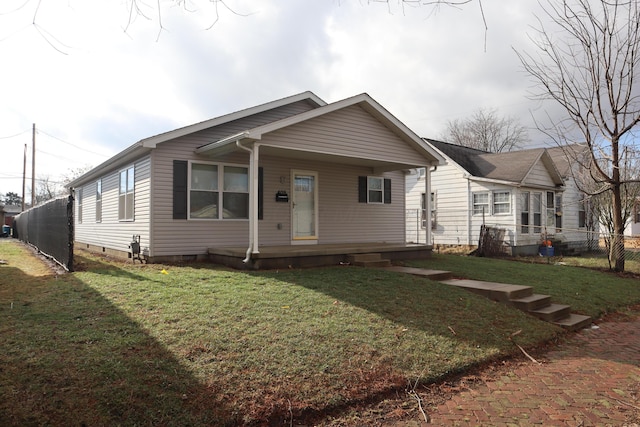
left=1, top=241, right=638, bottom=425
left=406, top=254, right=640, bottom=317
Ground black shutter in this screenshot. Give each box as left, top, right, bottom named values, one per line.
left=358, top=176, right=367, bottom=203
left=384, top=178, right=391, bottom=204
left=173, top=160, right=188, bottom=219
left=258, top=167, right=264, bottom=220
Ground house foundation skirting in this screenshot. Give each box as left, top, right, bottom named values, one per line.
left=209, top=243, right=433, bottom=270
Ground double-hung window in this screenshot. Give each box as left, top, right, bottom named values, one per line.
left=368, top=177, right=384, bottom=203
left=520, top=191, right=530, bottom=233
left=578, top=198, right=587, bottom=228
left=95, top=179, right=102, bottom=223
left=532, top=192, right=542, bottom=233
left=493, top=191, right=511, bottom=214
left=119, top=166, right=135, bottom=221
left=472, top=192, right=489, bottom=215
left=189, top=162, right=249, bottom=220
left=77, top=188, right=83, bottom=224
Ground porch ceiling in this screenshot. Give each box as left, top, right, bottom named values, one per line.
left=196, top=143, right=428, bottom=172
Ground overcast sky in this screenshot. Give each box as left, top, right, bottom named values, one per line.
left=0, top=0, right=553, bottom=199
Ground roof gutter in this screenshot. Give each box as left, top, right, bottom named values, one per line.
left=195, top=131, right=252, bottom=155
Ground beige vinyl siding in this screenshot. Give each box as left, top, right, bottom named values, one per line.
left=148, top=102, right=412, bottom=257
left=261, top=105, right=428, bottom=165
left=150, top=153, right=406, bottom=257
left=257, top=156, right=404, bottom=245
left=147, top=101, right=320, bottom=257
left=75, top=156, right=151, bottom=254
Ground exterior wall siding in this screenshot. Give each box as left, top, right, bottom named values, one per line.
left=406, top=162, right=471, bottom=246
left=524, top=161, right=557, bottom=188
left=75, top=155, right=151, bottom=255
left=261, top=105, right=429, bottom=165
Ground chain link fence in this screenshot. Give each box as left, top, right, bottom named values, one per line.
left=13, top=195, right=74, bottom=271
left=407, top=207, right=640, bottom=270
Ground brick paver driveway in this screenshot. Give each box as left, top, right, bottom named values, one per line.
left=427, top=310, right=640, bottom=426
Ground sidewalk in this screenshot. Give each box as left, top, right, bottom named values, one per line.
left=425, top=309, right=640, bottom=426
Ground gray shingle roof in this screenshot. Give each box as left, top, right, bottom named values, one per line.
left=425, top=139, right=562, bottom=185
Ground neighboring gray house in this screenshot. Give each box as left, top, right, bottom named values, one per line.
left=67, top=92, right=443, bottom=267
left=406, top=140, right=592, bottom=255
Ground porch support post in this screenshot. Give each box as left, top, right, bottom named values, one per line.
left=426, top=166, right=432, bottom=245
left=251, top=144, right=260, bottom=253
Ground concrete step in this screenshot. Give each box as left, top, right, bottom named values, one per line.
left=441, top=279, right=533, bottom=302
left=348, top=253, right=391, bottom=267
left=383, top=266, right=453, bottom=281
left=348, top=253, right=383, bottom=263
left=510, top=294, right=552, bottom=311
left=354, top=259, right=392, bottom=268
left=529, top=303, right=572, bottom=322
left=553, top=313, right=593, bottom=331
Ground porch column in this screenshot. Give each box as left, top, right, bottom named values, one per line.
left=426, top=166, right=432, bottom=246
left=251, top=144, right=260, bottom=253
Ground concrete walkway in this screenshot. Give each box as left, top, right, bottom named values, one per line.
left=425, top=311, right=640, bottom=426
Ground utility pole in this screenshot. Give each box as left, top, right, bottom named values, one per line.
left=31, top=123, right=35, bottom=207
left=22, top=144, right=26, bottom=211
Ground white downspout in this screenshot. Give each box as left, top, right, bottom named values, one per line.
left=236, top=140, right=260, bottom=263
left=426, top=166, right=433, bottom=245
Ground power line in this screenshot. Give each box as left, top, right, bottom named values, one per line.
left=37, top=129, right=110, bottom=158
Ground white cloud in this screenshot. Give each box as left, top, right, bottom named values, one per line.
left=0, top=0, right=558, bottom=197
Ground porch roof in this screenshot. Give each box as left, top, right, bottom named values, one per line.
left=195, top=93, right=444, bottom=171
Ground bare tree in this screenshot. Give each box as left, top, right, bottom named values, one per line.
left=443, top=108, right=529, bottom=153
left=515, top=0, right=640, bottom=272
left=33, top=175, right=65, bottom=205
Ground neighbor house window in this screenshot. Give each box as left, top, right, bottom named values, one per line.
left=95, top=179, right=102, bottom=223
left=635, top=202, right=640, bottom=223
left=521, top=191, right=530, bottom=233
left=493, top=191, right=511, bottom=214
left=472, top=192, right=489, bottom=215
left=578, top=198, right=587, bottom=228
left=420, top=192, right=437, bottom=229
left=119, top=166, right=135, bottom=221
left=555, top=193, right=563, bottom=232
left=189, top=162, right=248, bottom=219
left=546, top=191, right=562, bottom=231
left=532, top=192, right=542, bottom=233
left=77, top=187, right=83, bottom=224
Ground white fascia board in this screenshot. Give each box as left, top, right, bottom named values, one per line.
left=469, top=175, right=564, bottom=190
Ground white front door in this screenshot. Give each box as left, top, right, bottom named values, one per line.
left=292, top=170, right=318, bottom=244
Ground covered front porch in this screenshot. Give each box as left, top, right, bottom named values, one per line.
left=208, top=242, right=433, bottom=270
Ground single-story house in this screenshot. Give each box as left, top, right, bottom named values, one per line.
left=406, top=140, right=593, bottom=255
left=1, top=204, right=22, bottom=232
left=67, top=92, right=443, bottom=268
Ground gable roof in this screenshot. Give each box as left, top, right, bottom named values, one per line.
left=67, top=92, right=327, bottom=188
left=425, top=139, right=564, bottom=187
left=196, top=93, right=444, bottom=168
left=68, top=92, right=443, bottom=188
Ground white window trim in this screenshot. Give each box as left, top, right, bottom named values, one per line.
left=95, top=179, right=102, bottom=223
left=187, top=160, right=250, bottom=221
left=367, top=176, right=384, bottom=204
left=118, top=166, right=135, bottom=222
left=492, top=191, right=512, bottom=215
left=77, top=187, right=83, bottom=224
left=472, top=192, right=489, bottom=216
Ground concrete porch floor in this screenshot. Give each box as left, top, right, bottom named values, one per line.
left=208, top=242, right=432, bottom=270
